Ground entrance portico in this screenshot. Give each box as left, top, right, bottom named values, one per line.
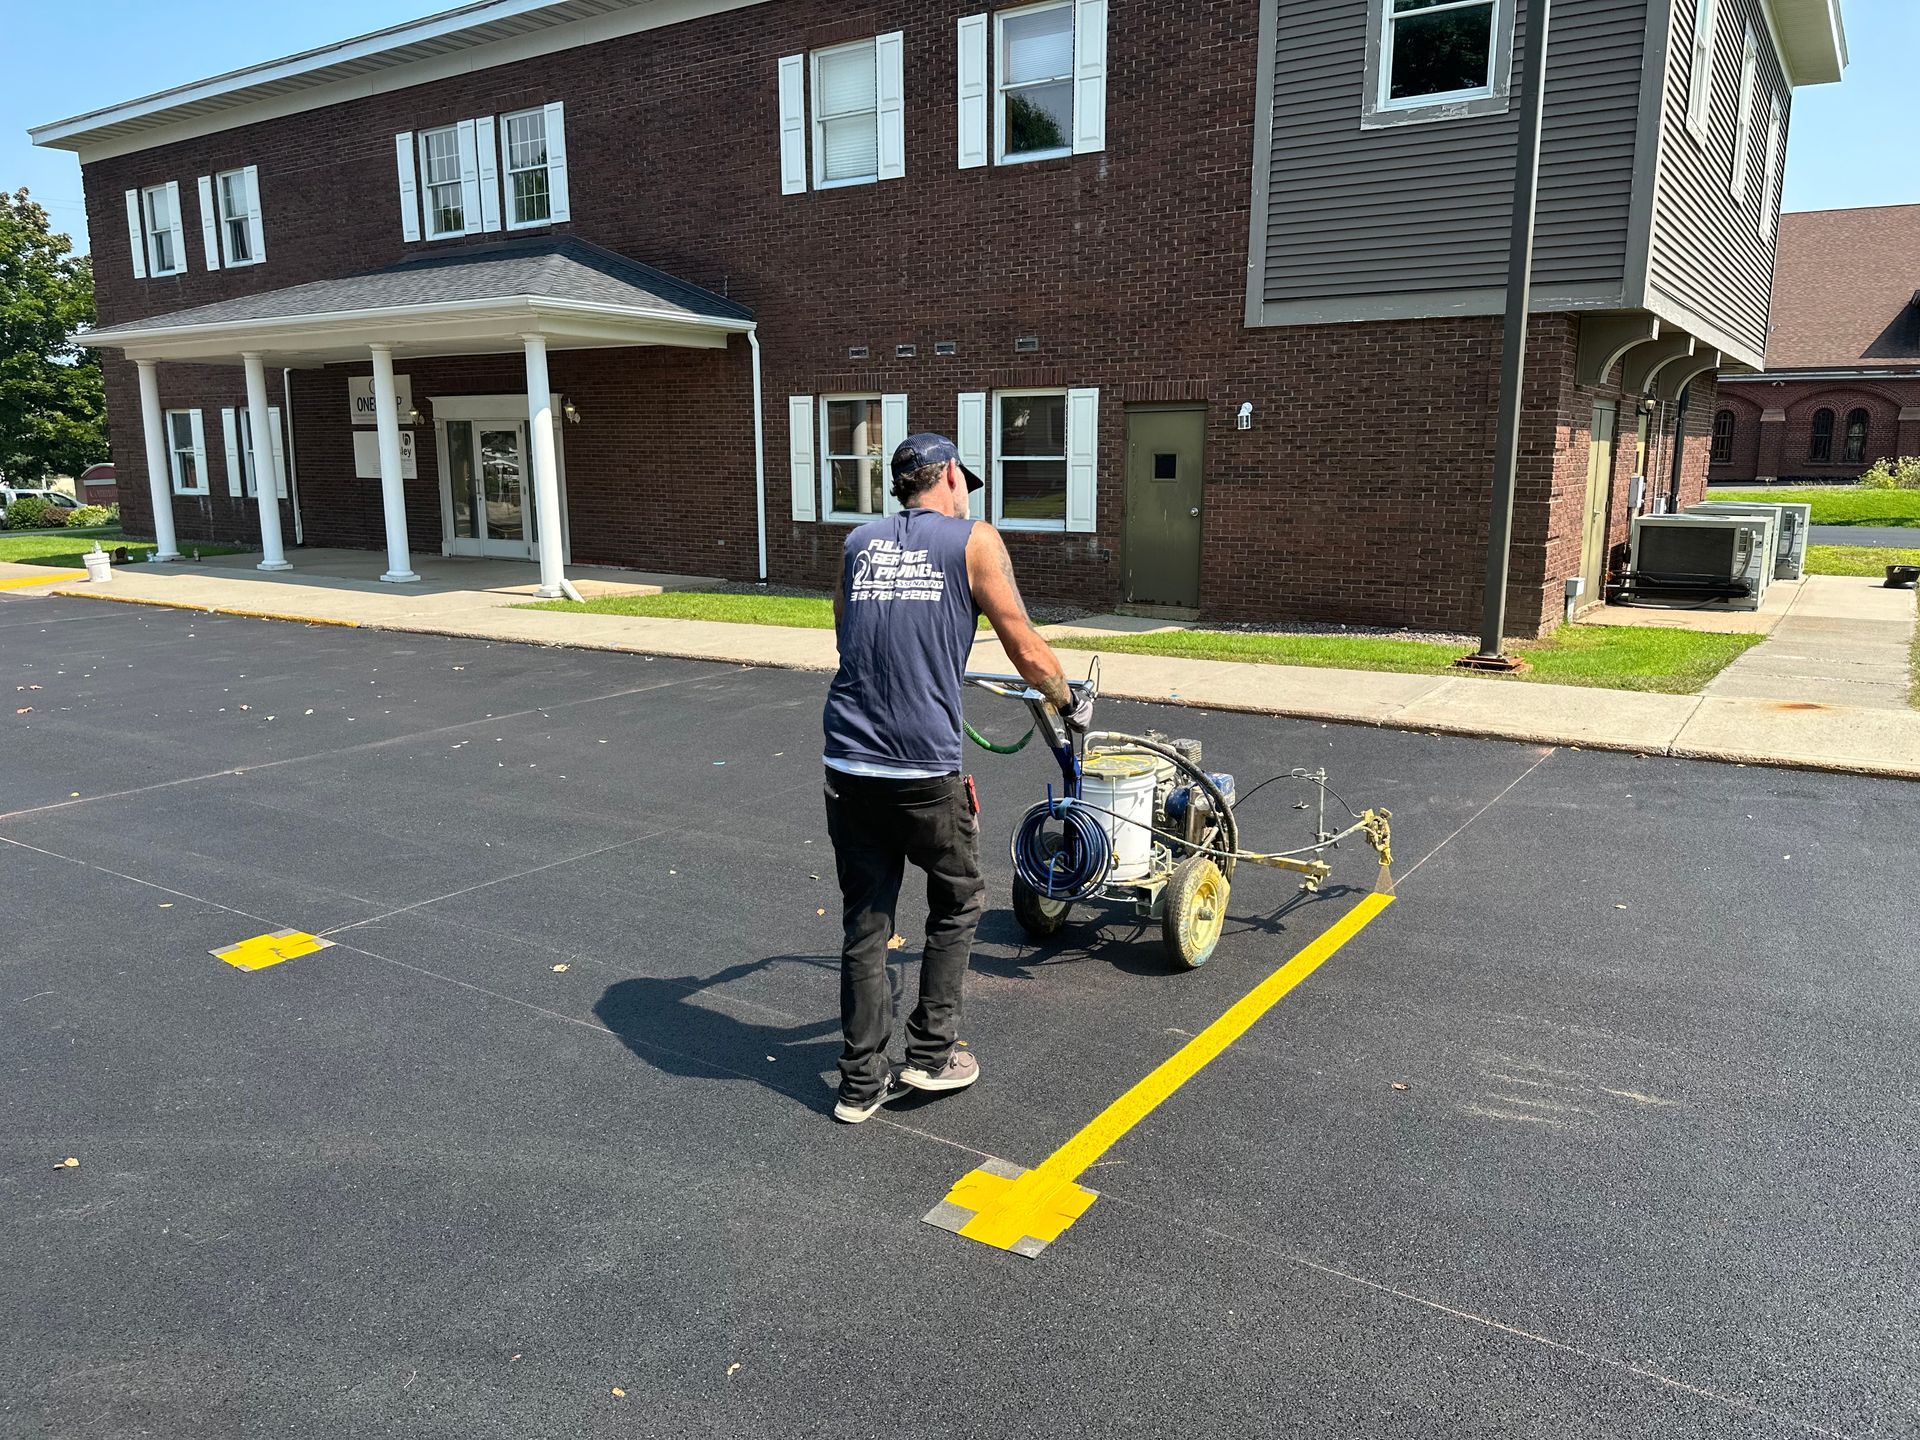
left=83, top=238, right=758, bottom=599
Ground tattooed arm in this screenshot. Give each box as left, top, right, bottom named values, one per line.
left=966, top=521, right=1071, bottom=712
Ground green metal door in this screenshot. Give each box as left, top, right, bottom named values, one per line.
left=1124, top=406, right=1206, bottom=608
left=1579, top=404, right=1619, bottom=609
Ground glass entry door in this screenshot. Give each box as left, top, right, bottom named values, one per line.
left=444, top=418, right=536, bottom=558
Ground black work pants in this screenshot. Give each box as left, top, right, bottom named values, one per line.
left=823, top=769, right=986, bottom=1104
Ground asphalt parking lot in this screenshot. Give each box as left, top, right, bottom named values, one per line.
left=3, top=594, right=1915, bottom=1439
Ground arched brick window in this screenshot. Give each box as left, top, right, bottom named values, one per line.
left=1711, top=409, right=1735, bottom=463
left=1809, top=408, right=1834, bottom=462
left=1842, top=407, right=1870, bottom=464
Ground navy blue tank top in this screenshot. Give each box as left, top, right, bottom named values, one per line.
left=822, top=509, right=981, bottom=772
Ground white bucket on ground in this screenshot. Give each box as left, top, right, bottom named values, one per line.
left=82, top=547, right=112, bottom=583
left=1079, top=752, right=1158, bottom=882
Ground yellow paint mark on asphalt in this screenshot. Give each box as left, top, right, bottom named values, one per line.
left=213, top=929, right=334, bottom=971
left=927, top=891, right=1395, bottom=1257
left=0, top=570, right=87, bottom=590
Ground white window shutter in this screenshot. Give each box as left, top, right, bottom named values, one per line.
left=124, top=190, right=147, bottom=279
left=268, top=406, right=288, bottom=498
left=457, top=120, right=484, bottom=236
left=1072, top=0, right=1108, bottom=155
left=778, top=55, right=808, bottom=195
left=188, top=410, right=209, bottom=494
left=1065, top=387, right=1099, bottom=533
left=197, top=176, right=220, bottom=271
left=876, top=31, right=906, bottom=182
left=475, top=116, right=502, bottom=232
left=956, top=392, right=987, bottom=499
left=221, top=409, right=243, bottom=496
left=243, top=165, right=266, bottom=262
left=956, top=15, right=989, bottom=170
left=881, top=393, right=909, bottom=514
left=162, top=182, right=184, bottom=272
left=543, top=102, right=571, bottom=223
left=788, top=395, right=817, bottom=521
left=395, top=132, right=421, bottom=242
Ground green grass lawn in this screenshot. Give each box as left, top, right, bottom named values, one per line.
left=1053, top=624, right=1764, bottom=694
left=1709, top=487, right=1920, bottom=527
left=0, top=526, right=244, bottom=569
left=523, top=590, right=1005, bottom=631
left=1803, top=544, right=1920, bottom=578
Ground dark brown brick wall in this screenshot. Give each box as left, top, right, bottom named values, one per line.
left=1710, top=376, right=1920, bottom=484
left=84, top=0, right=1700, bottom=637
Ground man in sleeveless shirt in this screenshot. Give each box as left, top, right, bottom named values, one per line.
left=822, top=433, right=1090, bottom=1124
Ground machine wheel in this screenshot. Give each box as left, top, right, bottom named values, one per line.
left=1011, top=832, right=1072, bottom=938
left=1163, top=856, right=1228, bottom=969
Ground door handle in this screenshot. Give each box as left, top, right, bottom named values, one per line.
left=1189, top=508, right=1200, bottom=517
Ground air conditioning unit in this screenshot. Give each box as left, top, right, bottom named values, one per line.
left=1623, top=514, right=1774, bottom=611
left=1686, top=500, right=1809, bottom=581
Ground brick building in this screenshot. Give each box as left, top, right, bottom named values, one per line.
left=1710, top=204, right=1920, bottom=485
left=32, top=0, right=1846, bottom=635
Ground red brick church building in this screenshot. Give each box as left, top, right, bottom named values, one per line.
left=1711, top=205, right=1920, bottom=484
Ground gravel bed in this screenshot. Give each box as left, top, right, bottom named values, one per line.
left=710, top=578, right=1091, bottom=625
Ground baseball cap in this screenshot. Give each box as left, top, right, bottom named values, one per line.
left=890, top=433, right=984, bottom=492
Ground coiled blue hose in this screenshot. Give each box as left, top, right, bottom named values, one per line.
left=1012, top=795, right=1112, bottom=902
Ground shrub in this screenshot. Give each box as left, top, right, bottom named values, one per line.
left=64, top=504, right=112, bottom=528
left=4, top=496, right=55, bottom=530
left=1857, top=456, right=1920, bottom=490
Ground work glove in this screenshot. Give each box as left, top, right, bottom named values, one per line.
left=1059, top=693, right=1094, bottom=737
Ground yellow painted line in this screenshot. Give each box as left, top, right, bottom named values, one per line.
left=930, top=891, right=1395, bottom=1257
left=0, top=570, right=86, bottom=590
left=212, top=929, right=334, bottom=971
left=58, top=591, right=361, bottom=628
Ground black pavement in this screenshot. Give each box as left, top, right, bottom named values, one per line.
left=1808, top=524, right=1920, bottom=549
left=3, top=595, right=1914, bottom=1439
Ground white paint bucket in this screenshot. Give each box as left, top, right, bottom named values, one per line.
left=1080, top=752, right=1158, bottom=882
left=82, top=548, right=111, bottom=583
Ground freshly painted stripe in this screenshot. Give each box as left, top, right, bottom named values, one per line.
left=0, top=570, right=87, bottom=590
left=931, top=891, right=1394, bottom=1256
left=213, top=929, right=333, bottom=971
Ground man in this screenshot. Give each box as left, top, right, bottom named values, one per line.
left=822, top=433, right=1090, bottom=1124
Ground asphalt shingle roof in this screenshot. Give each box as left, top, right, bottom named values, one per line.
left=87, top=236, right=753, bottom=340
left=1765, top=206, right=1920, bottom=371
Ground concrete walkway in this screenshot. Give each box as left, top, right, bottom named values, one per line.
left=1706, top=571, right=1915, bottom=710
left=10, top=550, right=1918, bottom=780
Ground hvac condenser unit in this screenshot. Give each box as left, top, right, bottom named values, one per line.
left=1686, top=500, right=1810, bottom=581
left=1625, top=514, right=1774, bottom=611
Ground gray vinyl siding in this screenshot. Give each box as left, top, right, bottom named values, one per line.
left=1644, top=0, right=1788, bottom=362
left=1260, top=0, right=1647, bottom=314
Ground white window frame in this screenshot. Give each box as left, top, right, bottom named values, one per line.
left=215, top=167, right=264, bottom=267
left=995, top=1, right=1076, bottom=165
left=142, top=182, right=186, bottom=277
left=1363, top=0, right=1512, bottom=128
left=419, top=125, right=466, bottom=239
left=237, top=408, right=287, bottom=499
left=811, top=39, right=883, bottom=189
left=1729, top=28, right=1759, bottom=201
left=992, top=388, right=1070, bottom=532
left=165, top=410, right=207, bottom=496
left=820, top=394, right=889, bottom=523
left=1685, top=0, right=1720, bottom=145
left=501, top=107, right=555, bottom=228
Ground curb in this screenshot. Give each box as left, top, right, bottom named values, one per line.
left=50, top=588, right=362, bottom=628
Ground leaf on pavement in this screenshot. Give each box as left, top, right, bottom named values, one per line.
left=552, top=964, right=569, bottom=972
left=887, top=935, right=906, bottom=950
left=55, top=1157, right=79, bottom=1169
left=611, top=1388, right=625, bottom=1398
left=1391, top=1082, right=1410, bottom=1091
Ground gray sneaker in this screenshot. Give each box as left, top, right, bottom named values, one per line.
left=899, top=1049, right=980, bottom=1093
left=833, top=1074, right=900, bottom=1124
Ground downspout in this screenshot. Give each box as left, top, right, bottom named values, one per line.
left=1666, top=383, right=1691, bottom=513
left=749, top=327, right=768, bottom=582
left=281, top=368, right=305, bottom=545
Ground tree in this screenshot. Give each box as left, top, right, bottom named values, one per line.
left=0, top=189, right=105, bottom=483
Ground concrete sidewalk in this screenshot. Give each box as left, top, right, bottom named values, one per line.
left=21, top=550, right=1920, bottom=780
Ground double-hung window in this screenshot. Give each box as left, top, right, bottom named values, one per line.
left=142, top=183, right=184, bottom=276
left=1729, top=30, right=1759, bottom=201
left=420, top=126, right=466, bottom=238
left=503, top=108, right=554, bottom=226
left=997, top=4, right=1075, bottom=162
left=823, top=397, right=887, bottom=519
left=995, top=391, right=1069, bottom=526
left=813, top=42, right=882, bottom=187
left=1685, top=0, right=1720, bottom=143
left=1808, top=409, right=1834, bottom=463
left=1711, top=410, right=1735, bottom=464
left=218, top=169, right=257, bottom=264
left=166, top=410, right=207, bottom=495
left=1842, top=409, right=1869, bottom=466
left=1362, top=0, right=1513, bottom=127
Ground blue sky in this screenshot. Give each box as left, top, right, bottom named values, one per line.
left=4, top=0, right=1912, bottom=256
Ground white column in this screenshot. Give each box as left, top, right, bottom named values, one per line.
left=242, top=352, right=292, bottom=571
left=522, top=334, right=567, bottom=599
left=369, top=343, right=419, bottom=583
left=134, top=361, right=183, bottom=561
